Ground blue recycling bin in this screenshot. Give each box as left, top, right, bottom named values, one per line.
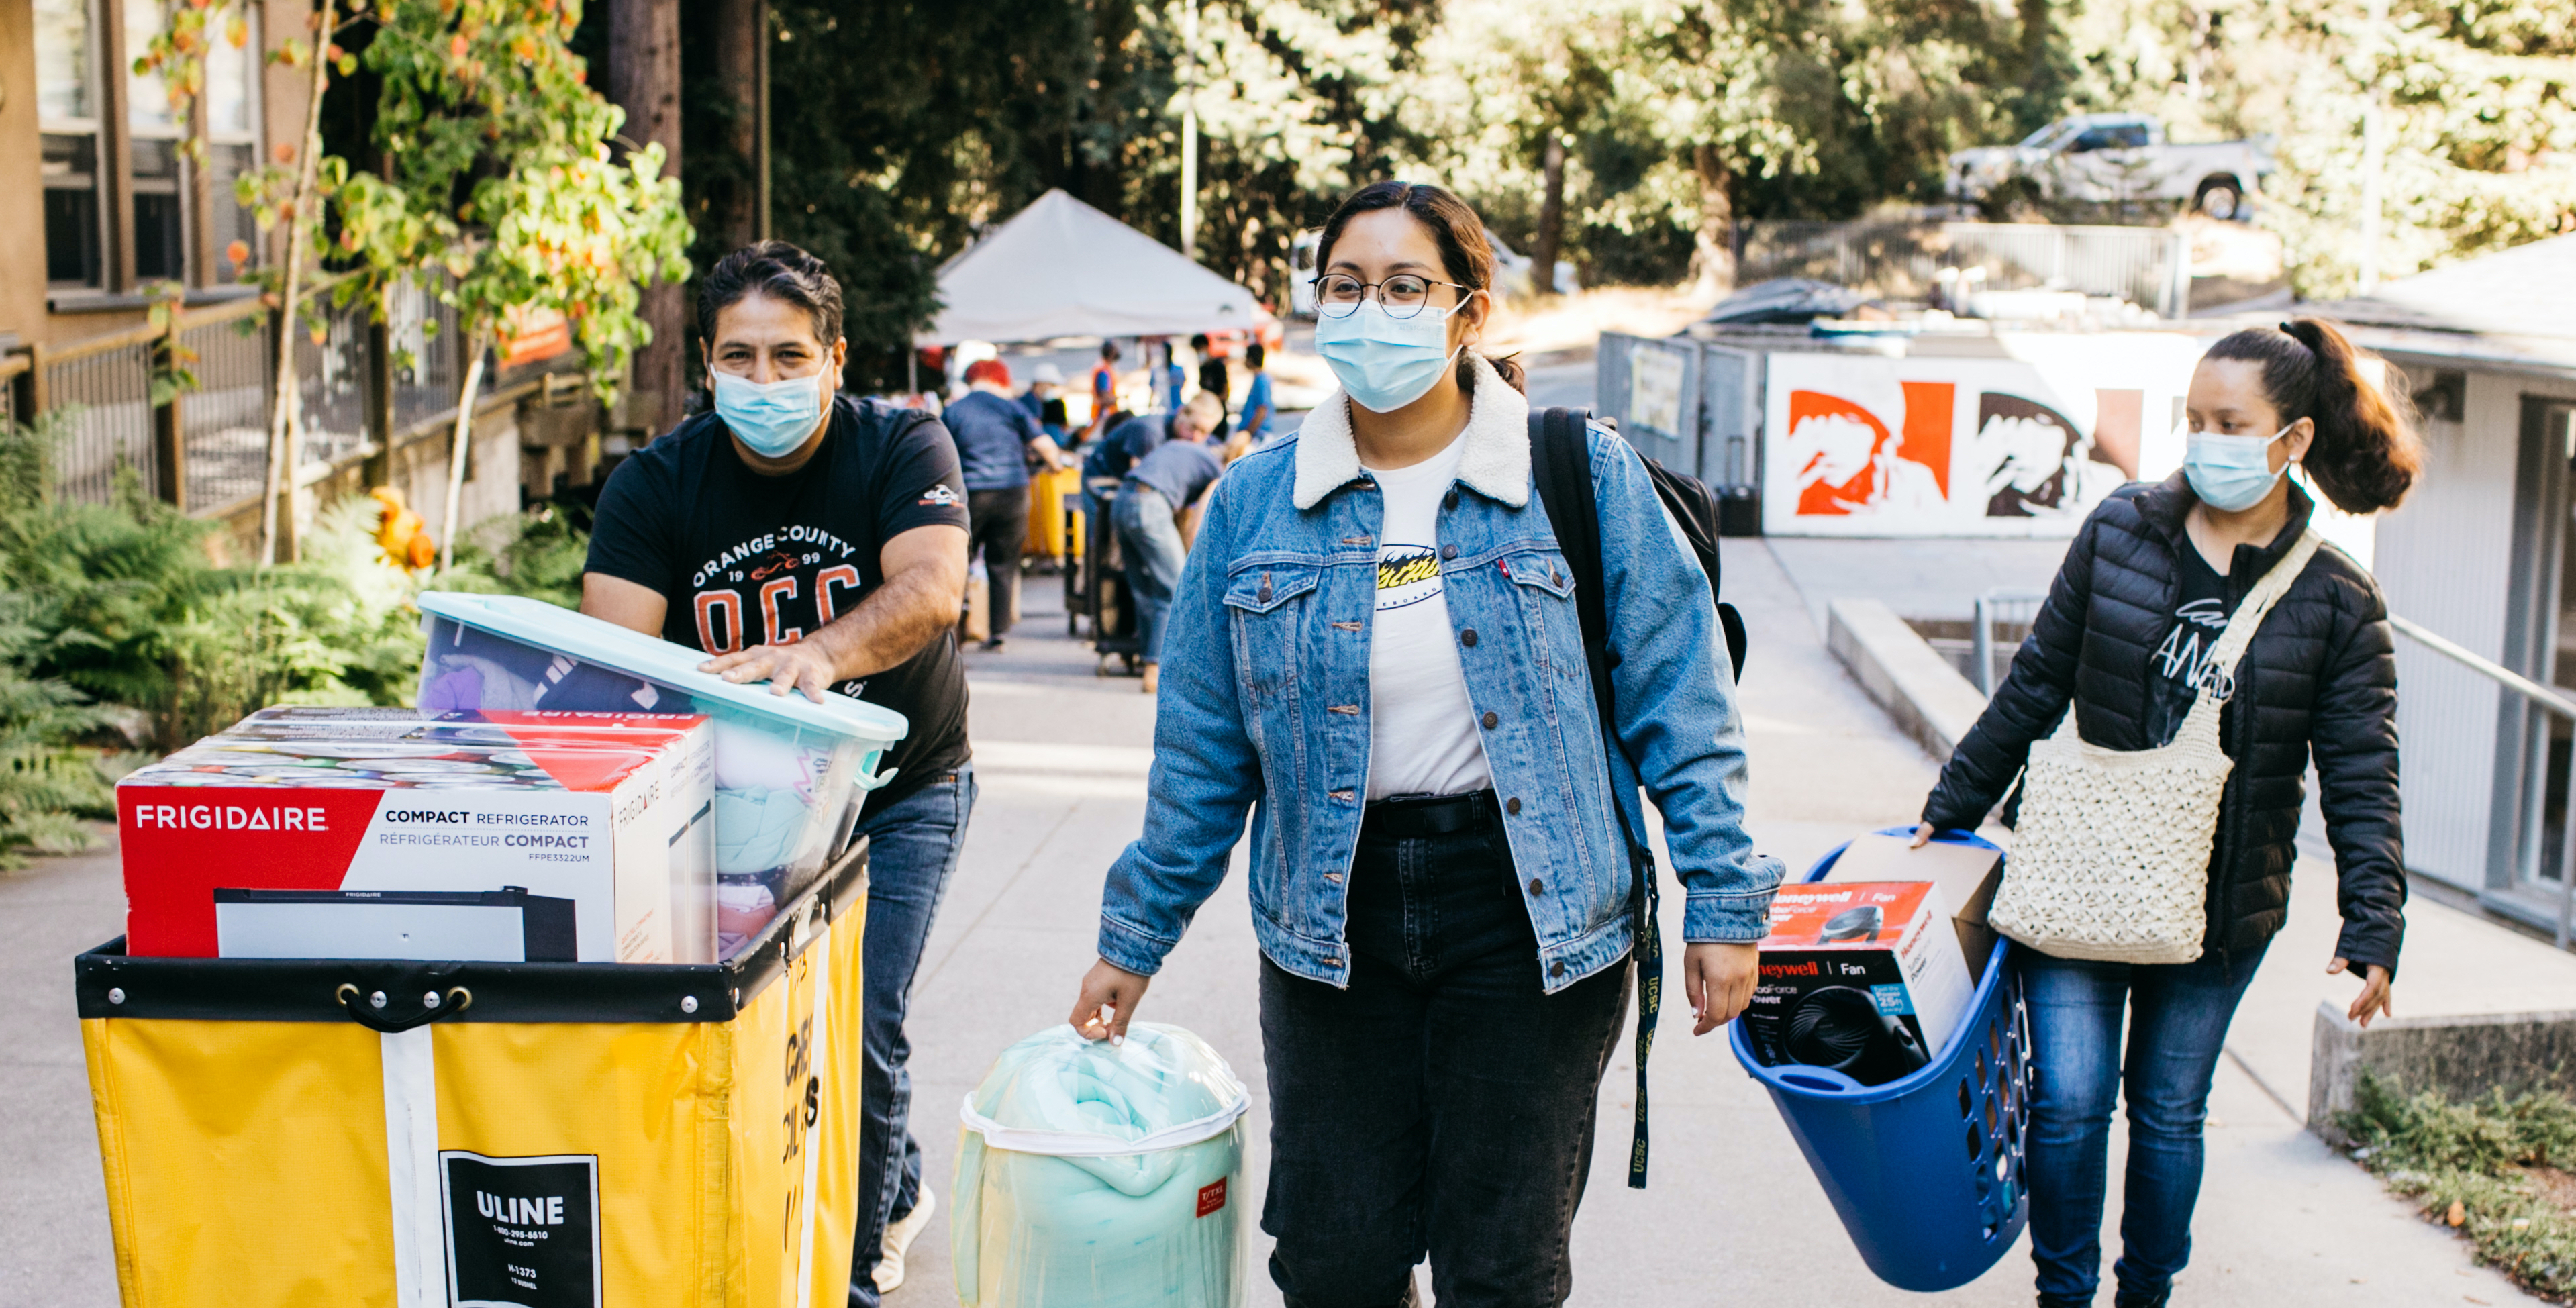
left=1730, top=827, right=2030, bottom=1293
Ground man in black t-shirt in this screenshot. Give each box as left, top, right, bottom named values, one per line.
left=581, top=242, right=969, bottom=1305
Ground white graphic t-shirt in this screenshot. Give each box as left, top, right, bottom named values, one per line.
left=1364, top=435, right=1495, bottom=800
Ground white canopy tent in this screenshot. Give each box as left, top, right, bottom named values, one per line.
left=920, top=189, right=1263, bottom=345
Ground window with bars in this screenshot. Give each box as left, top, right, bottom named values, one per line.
left=123, top=0, right=183, bottom=284
left=36, top=0, right=266, bottom=295
left=36, top=0, right=105, bottom=289
left=203, top=7, right=260, bottom=281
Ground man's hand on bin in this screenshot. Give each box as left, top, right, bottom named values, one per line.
left=1685, top=942, right=1758, bottom=1036
left=1069, top=958, right=1152, bottom=1045
left=701, top=637, right=843, bottom=703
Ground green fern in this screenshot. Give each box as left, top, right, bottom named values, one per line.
left=0, top=409, right=598, bottom=865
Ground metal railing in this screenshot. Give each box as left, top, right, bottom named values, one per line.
left=0, top=354, right=21, bottom=429
left=296, top=292, right=374, bottom=470
left=2389, top=612, right=2576, bottom=946
left=177, top=306, right=276, bottom=513
left=1736, top=220, right=2192, bottom=319
left=43, top=330, right=160, bottom=503
left=1971, top=588, right=2050, bottom=695
left=389, top=278, right=464, bottom=436
left=12, top=274, right=499, bottom=520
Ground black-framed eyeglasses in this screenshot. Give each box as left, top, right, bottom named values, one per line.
left=1310, top=273, right=1475, bottom=319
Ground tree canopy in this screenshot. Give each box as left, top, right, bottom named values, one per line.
left=664, top=0, right=2575, bottom=363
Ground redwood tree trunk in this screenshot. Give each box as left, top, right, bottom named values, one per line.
left=609, top=0, right=685, bottom=435
left=1532, top=132, right=1566, bottom=299
left=709, top=0, right=762, bottom=250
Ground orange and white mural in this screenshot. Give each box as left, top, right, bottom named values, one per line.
left=1763, top=340, right=2205, bottom=537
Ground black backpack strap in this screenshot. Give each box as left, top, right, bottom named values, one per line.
left=1528, top=406, right=1663, bottom=1191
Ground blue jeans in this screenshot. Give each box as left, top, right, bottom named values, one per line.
left=845, top=766, right=977, bottom=1306
left=2021, top=940, right=2269, bottom=1308
left=1260, top=793, right=1630, bottom=1308
left=1111, top=483, right=1187, bottom=664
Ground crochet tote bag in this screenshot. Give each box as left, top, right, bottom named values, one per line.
left=1988, top=530, right=2322, bottom=964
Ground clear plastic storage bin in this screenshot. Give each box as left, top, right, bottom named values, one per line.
left=954, top=1024, right=1249, bottom=1308
left=415, top=592, right=909, bottom=954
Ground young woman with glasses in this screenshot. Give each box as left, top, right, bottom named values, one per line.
left=1065, top=180, right=1779, bottom=1308
left=1914, top=318, right=2418, bottom=1308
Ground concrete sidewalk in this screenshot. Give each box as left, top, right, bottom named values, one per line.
left=882, top=546, right=2542, bottom=1306
left=0, top=538, right=2549, bottom=1307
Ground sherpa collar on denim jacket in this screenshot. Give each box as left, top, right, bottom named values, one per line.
left=1290, top=354, right=1532, bottom=511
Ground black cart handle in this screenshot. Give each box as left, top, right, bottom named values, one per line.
left=335, top=983, right=474, bottom=1033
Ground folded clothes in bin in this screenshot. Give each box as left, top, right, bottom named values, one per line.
left=414, top=593, right=910, bottom=956
left=953, top=1024, right=1249, bottom=1308
left=230, top=706, right=713, bottom=754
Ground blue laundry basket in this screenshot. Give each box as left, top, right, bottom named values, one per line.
left=1730, top=827, right=2031, bottom=1293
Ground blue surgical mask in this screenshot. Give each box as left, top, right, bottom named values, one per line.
left=1314, top=301, right=1465, bottom=413
left=714, top=370, right=828, bottom=458
left=2181, top=420, right=2294, bottom=512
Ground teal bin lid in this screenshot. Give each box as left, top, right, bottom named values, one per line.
left=417, top=591, right=910, bottom=745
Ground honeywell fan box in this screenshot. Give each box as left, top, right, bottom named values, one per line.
left=1744, top=881, right=1975, bottom=1086
left=117, top=721, right=713, bottom=964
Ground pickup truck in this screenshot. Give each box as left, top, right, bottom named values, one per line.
left=1946, top=113, right=2274, bottom=219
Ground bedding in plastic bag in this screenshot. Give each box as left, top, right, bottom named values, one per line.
left=415, top=606, right=875, bottom=955
left=954, top=1023, right=1249, bottom=1308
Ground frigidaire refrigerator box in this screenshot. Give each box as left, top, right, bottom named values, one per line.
left=117, top=711, right=714, bottom=964
left=1743, top=880, right=1975, bottom=1087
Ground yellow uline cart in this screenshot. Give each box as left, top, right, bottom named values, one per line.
left=75, top=843, right=869, bottom=1308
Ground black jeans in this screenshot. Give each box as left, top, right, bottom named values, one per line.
left=965, top=486, right=1028, bottom=637
left=1260, top=791, right=1630, bottom=1308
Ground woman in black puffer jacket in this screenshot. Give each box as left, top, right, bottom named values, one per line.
left=1914, top=319, right=2418, bottom=1308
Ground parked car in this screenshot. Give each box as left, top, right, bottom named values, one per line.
left=1946, top=113, right=2274, bottom=219
left=1288, top=228, right=1577, bottom=316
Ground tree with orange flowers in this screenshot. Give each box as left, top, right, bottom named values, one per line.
left=222, top=0, right=688, bottom=570
left=332, top=0, right=691, bottom=573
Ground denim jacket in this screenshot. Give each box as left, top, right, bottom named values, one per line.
left=1098, top=356, right=1782, bottom=993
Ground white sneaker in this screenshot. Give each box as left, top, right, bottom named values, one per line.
left=872, top=1185, right=936, bottom=1293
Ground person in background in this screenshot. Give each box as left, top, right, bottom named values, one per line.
left=1914, top=317, right=2418, bottom=1308
left=909, top=345, right=947, bottom=415
left=1089, top=341, right=1123, bottom=440
left=946, top=359, right=1062, bottom=652
left=1111, top=390, right=1225, bottom=696
left=1082, top=403, right=1172, bottom=489
left=1193, top=331, right=1234, bottom=426
left=580, top=241, right=973, bottom=1307
left=1237, top=341, right=1275, bottom=449
left=1080, top=391, right=1198, bottom=525
left=1020, top=362, right=1072, bottom=446
left=1161, top=340, right=1187, bottom=412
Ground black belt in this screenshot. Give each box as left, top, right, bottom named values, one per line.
left=1361, top=789, right=1499, bottom=838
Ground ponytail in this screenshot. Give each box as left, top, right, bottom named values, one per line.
left=2204, top=317, right=2423, bottom=513
left=1467, top=351, right=1527, bottom=395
